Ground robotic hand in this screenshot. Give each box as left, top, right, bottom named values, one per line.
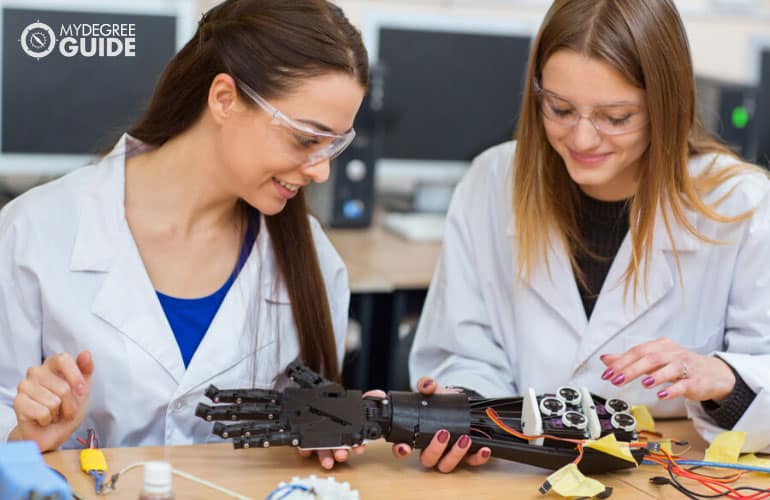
left=196, top=362, right=646, bottom=474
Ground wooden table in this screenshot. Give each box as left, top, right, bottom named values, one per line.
left=327, top=223, right=442, bottom=294
left=327, top=224, right=442, bottom=389
left=44, top=420, right=770, bottom=499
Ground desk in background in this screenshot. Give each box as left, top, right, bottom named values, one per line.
left=327, top=223, right=441, bottom=390
left=44, top=420, right=768, bottom=499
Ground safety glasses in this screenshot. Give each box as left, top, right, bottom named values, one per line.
left=534, top=79, right=648, bottom=136
left=235, top=78, right=356, bottom=167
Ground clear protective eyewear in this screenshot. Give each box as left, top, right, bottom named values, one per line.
left=235, top=78, right=356, bottom=166
left=533, top=79, right=648, bottom=136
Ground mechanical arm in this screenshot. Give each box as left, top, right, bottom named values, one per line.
left=195, top=362, right=646, bottom=474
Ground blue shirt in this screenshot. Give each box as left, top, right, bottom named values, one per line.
left=157, top=213, right=259, bottom=368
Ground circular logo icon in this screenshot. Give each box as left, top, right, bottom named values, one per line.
left=20, top=22, right=56, bottom=59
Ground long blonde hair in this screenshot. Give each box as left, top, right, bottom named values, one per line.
left=513, top=0, right=755, bottom=302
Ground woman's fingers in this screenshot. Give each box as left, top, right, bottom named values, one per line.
left=35, top=368, right=78, bottom=420
left=419, top=429, right=452, bottom=468
left=415, top=377, right=438, bottom=395
left=392, top=443, right=412, bottom=458
left=435, top=435, right=472, bottom=473
left=316, top=449, right=335, bottom=470
left=333, top=449, right=349, bottom=463
left=601, top=340, right=737, bottom=401
left=299, top=448, right=353, bottom=468
left=16, top=378, right=63, bottom=421
left=13, top=392, right=56, bottom=427
left=463, top=447, right=492, bottom=467
left=44, top=353, right=87, bottom=397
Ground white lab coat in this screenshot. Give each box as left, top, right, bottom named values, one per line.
left=411, top=141, right=770, bottom=452
left=0, top=134, right=350, bottom=449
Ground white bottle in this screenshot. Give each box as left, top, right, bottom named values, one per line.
left=138, top=461, right=174, bottom=500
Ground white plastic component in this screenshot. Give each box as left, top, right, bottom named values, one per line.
left=270, top=475, right=359, bottom=500
left=555, top=386, right=582, bottom=406
left=142, top=461, right=173, bottom=497
left=521, top=388, right=544, bottom=446
left=579, top=387, right=602, bottom=440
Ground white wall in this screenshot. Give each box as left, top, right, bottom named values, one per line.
left=198, top=0, right=770, bottom=84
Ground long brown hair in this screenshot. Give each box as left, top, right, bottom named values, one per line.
left=513, top=0, right=754, bottom=301
left=128, top=0, right=368, bottom=380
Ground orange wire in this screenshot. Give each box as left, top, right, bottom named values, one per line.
left=646, top=447, right=770, bottom=500
left=484, top=407, right=583, bottom=444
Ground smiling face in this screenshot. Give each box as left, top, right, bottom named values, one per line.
left=212, top=72, right=365, bottom=215
left=540, top=50, right=650, bottom=201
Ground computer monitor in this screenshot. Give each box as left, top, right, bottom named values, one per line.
left=361, top=14, right=534, bottom=195
left=755, top=49, right=770, bottom=168
left=0, top=0, right=197, bottom=175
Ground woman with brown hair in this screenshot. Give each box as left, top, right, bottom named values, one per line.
left=403, top=0, right=770, bottom=472
left=0, top=0, right=366, bottom=469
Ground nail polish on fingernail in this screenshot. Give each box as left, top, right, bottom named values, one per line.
left=611, top=374, right=625, bottom=385
left=642, top=376, right=655, bottom=387
left=657, top=390, right=669, bottom=399
left=422, top=379, right=434, bottom=390
left=398, top=445, right=409, bottom=456
left=481, top=449, right=491, bottom=459
left=458, top=435, right=470, bottom=449
left=601, top=368, right=614, bottom=380
left=437, top=430, right=449, bottom=444
left=600, top=354, right=608, bottom=361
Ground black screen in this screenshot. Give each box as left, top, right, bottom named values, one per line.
left=756, top=50, right=770, bottom=168
left=378, top=28, right=530, bottom=162
left=2, top=8, right=176, bottom=155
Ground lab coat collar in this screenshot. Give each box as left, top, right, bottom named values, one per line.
left=70, top=134, right=138, bottom=272
left=68, top=133, right=290, bottom=390
left=509, top=199, right=700, bottom=350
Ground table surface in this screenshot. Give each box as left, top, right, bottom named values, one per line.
left=44, top=420, right=770, bottom=500
left=327, top=224, right=442, bottom=293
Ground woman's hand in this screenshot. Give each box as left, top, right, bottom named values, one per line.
left=298, top=389, right=387, bottom=470
left=10, top=351, right=94, bottom=452
left=600, top=337, right=735, bottom=401
left=391, top=377, right=491, bottom=473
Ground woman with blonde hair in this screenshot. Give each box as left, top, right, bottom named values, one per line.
left=401, top=0, right=770, bottom=472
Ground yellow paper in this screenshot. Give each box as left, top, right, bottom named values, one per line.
left=738, top=453, right=770, bottom=473
left=630, top=405, right=655, bottom=432
left=584, top=433, right=638, bottom=465
left=546, top=463, right=606, bottom=498
left=704, top=431, right=746, bottom=464
left=658, top=439, right=673, bottom=456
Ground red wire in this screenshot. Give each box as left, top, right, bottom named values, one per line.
left=647, top=448, right=770, bottom=500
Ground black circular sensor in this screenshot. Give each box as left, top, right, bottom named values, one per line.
left=539, top=396, right=565, bottom=416
left=605, top=398, right=629, bottom=414
left=557, top=386, right=581, bottom=404
left=562, top=411, right=587, bottom=429
left=611, top=411, right=637, bottom=431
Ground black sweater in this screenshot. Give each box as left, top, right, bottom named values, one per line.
left=574, top=189, right=754, bottom=429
